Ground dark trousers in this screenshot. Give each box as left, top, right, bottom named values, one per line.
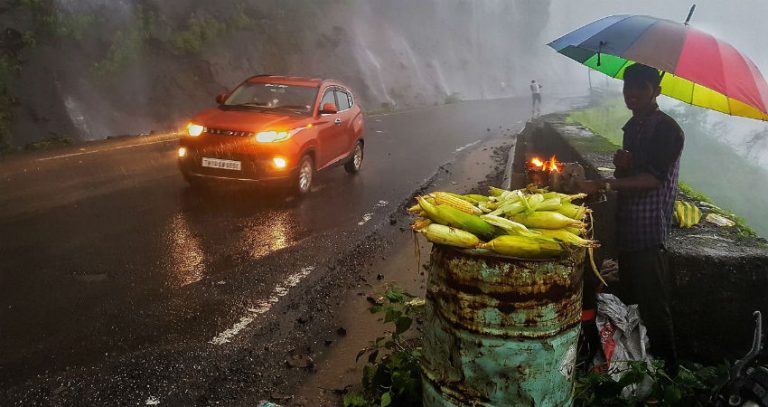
left=618, top=247, right=678, bottom=372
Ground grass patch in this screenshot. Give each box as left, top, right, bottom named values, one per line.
left=0, top=54, right=23, bottom=152
left=170, top=14, right=228, bottom=54
left=566, top=102, right=629, bottom=146
left=23, top=135, right=73, bottom=151
left=678, top=182, right=757, bottom=238
left=444, top=92, right=461, bottom=105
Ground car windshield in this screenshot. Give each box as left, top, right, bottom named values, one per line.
left=223, top=83, right=318, bottom=115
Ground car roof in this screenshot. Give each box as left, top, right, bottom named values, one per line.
left=245, top=75, right=347, bottom=89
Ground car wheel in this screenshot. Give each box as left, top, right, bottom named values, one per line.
left=344, top=142, right=364, bottom=174
left=295, top=155, right=314, bottom=195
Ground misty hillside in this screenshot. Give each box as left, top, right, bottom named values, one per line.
left=0, top=0, right=555, bottom=147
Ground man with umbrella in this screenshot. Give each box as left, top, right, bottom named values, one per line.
left=551, top=10, right=768, bottom=374
left=578, top=63, right=684, bottom=373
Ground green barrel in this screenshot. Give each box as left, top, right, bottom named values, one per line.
left=421, top=245, right=584, bottom=407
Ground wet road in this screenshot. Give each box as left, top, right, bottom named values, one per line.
left=0, top=97, right=564, bottom=402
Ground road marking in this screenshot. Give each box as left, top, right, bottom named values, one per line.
left=36, top=137, right=177, bottom=162
left=375, top=130, right=384, bottom=133
left=455, top=140, right=481, bottom=152
left=358, top=213, right=374, bottom=226
left=145, top=396, right=160, bottom=405
left=357, top=201, right=388, bottom=226
left=209, top=266, right=315, bottom=346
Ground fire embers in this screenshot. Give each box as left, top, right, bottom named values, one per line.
left=527, top=155, right=585, bottom=193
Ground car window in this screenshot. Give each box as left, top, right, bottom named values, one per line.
left=336, top=90, right=350, bottom=111
left=320, top=89, right=336, bottom=109
left=347, top=91, right=354, bottom=107
left=223, top=83, right=316, bottom=115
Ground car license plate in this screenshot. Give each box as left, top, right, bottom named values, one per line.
left=202, top=157, right=242, bottom=171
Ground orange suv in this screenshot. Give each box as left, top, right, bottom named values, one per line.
left=178, top=75, right=365, bottom=194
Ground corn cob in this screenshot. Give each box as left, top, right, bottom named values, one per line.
left=480, top=214, right=542, bottom=238
left=465, top=194, right=490, bottom=202
left=565, top=226, right=587, bottom=236
left=411, top=218, right=432, bottom=230
left=431, top=192, right=483, bottom=215
left=489, top=186, right=510, bottom=197
left=437, top=204, right=498, bottom=240
left=417, top=196, right=451, bottom=225
left=488, top=201, right=526, bottom=217
left=407, top=203, right=422, bottom=213
left=532, top=229, right=600, bottom=248
left=443, top=191, right=479, bottom=204
left=536, top=197, right=562, bottom=212
left=558, top=202, right=589, bottom=220
left=510, top=211, right=586, bottom=230
left=524, top=193, right=545, bottom=212
left=419, top=224, right=481, bottom=248
left=560, top=193, right=587, bottom=203
left=477, top=201, right=493, bottom=213
left=478, top=235, right=564, bottom=258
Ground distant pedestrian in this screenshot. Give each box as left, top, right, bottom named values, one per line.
left=530, top=80, right=542, bottom=116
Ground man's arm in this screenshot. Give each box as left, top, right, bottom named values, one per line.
left=579, top=118, right=683, bottom=194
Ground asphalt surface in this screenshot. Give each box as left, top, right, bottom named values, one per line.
left=0, top=97, right=570, bottom=405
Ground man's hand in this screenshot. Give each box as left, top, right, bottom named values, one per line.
left=613, top=149, right=633, bottom=170
left=575, top=180, right=602, bottom=195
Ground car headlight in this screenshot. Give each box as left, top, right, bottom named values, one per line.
left=187, top=123, right=205, bottom=137
left=255, top=127, right=306, bottom=143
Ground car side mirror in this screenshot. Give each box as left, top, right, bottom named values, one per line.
left=216, top=93, right=228, bottom=105
left=319, top=103, right=338, bottom=115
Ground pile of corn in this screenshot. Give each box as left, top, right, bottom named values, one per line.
left=408, top=186, right=598, bottom=259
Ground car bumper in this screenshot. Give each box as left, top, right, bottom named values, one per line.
left=178, top=150, right=297, bottom=183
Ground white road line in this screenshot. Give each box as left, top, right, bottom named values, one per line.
left=455, top=140, right=481, bottom=152
left=208, top=266, right=315, bottom=346
left=357, top=201, right=388, bottom=226
left=358, top=213, right=374, bottom=226
left=36, top=138, right=177, bottom=162
left=375, top=130, right=384, bottom=133
left=145, top=396, right=160, bottom=405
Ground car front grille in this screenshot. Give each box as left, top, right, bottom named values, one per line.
left=207, top=128, right=255, bottom=138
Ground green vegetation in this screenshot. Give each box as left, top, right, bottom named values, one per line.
left=678, top=182, right=757, bottom=238
left=566, top=103, right=629, bottom=146
left=171, top=14, right=228, bottom=55
left=444, top=92, right=462, bottom=105
left=344, top=286, right=424, bottom=407
left=568, top=98, right=767, bottom=237
left=576, top=360, right=729, bottom=406
left=23, top=135, right=73, bottom=151
left=0, top=56, right=19, bottom=152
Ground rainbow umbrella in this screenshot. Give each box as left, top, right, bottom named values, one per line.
left=548, top=14, right=768, bottom=121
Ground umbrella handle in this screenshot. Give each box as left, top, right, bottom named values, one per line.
left=597, top=41, right=605, bottom=67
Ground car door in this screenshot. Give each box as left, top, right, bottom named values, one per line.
left=334, top=88, right=356, bottom=156
left=315, top=87, right=343, bottom=168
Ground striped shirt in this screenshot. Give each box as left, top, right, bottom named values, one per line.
left=616, top=108, right=684, bottom=251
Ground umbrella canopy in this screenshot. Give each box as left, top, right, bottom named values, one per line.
left=548, top=14, right=768, bottom=121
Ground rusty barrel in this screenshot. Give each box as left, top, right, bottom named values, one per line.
left=421, top=245, right=584, bottom=406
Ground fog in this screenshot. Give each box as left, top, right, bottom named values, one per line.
left=3, top=0, right=767, bottom=231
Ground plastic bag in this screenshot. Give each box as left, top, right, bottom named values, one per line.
left=593, top=293, right=653, bottom=399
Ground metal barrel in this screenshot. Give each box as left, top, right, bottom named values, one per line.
left=421, top=245, right=584, bottom=407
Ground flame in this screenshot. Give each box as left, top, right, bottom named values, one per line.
left=529, top=155, right=562, bottom=172
left=549, top=156, right=561, bottom=173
